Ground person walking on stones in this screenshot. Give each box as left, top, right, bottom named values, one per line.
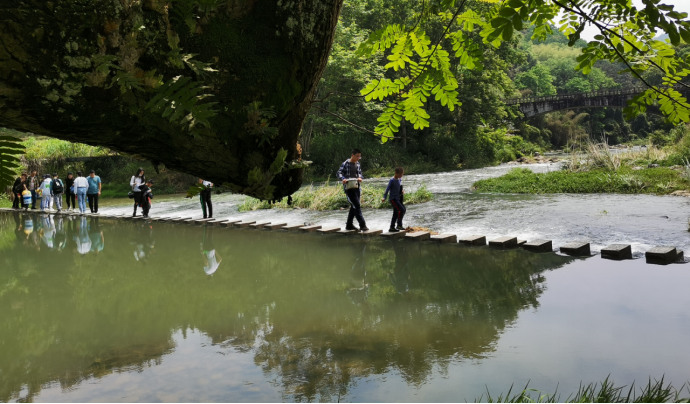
left=12, top=173, right=27, bottom=210
left=74, top=171, right=89, bottom=214
left=337, top=148, right=368, bottom=232
left=51, top=173, right=64, bottom=212
left=382, top=167, right=406, bottom=232
left=198, top=178, right=213, bottom=219
left=87, top=170, right=102, bottom=213
left=27, top=170, right=39, bottom=209
left=65, top=172, right=76, bottom=211
left=130, top=168, right=145, bottom=217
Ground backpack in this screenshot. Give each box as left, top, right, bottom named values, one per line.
left=52, top=179, right=64, bottom=194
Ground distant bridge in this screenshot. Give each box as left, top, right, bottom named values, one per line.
left=505, top=86, right=690, bottom=118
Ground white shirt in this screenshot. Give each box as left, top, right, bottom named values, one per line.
left=74, top=177, right=89, bottom=188
left=202, top=180, right=212, bottom=188
left=204, top=250, right=220, bottom=275
left=130, top=176, right=143, bottom=192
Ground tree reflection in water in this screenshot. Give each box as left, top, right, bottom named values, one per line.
left=0, top=212, right=573, bottom=402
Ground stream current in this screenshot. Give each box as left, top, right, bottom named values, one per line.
left=1, top=162, right=689, bottom=402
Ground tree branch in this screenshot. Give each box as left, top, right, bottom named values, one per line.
left=310, top=106, right=398, bottom=138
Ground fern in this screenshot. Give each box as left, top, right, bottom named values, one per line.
left=243, top=101, right=279, bottom=146
left=0, top=135, right=25, bottom=190
left=145, top=76, right=217, bottom=131
left=108, top=71, right=144, bottom=94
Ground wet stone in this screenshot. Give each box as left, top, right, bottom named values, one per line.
left=234, top=221, right=257, bottom=228
left=336, top=229, right=358, bottom=235
left=361, top=229, right=383, bottom=237
left=601, top=244, right=632, bottom=260
left=281, top=224, right=304, bottom=231
left=560, top=242, right=591, bottom=256
left=489, top=237, right=518, bottom=249
left=221, top=220, right=242, bottom=226
left=299, top=225, right=322, bottom=233
left=406, top=231, right=431, bottom=241
left=381, top=230, right=407, bottom=239
left=431, top=234, right=457, bottom=243
left=517, top=240, right=527, bottom=246
left=250, top=222, right=272, bottom=229
left=522, top=239, right=553, bottom=253
left=317, top=227, right=341, bottom=234
left=266, top=223, right=288, bottom=230
left=459, top=235, right=486, bottom=246
left=646, top=246, right=678, bottom=265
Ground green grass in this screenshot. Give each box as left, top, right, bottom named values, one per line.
left=239, top=182, right=432, bottom=211
left=99, top=183, right=183, bottom=199
left=473, top=167, right=690, bottom=195
left=0, top=194, right=11, bottom=208
left=22, top=137, right=111, bottom=161
left=478, top=376, right=689, bottom=403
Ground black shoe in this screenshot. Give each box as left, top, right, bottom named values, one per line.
left=345, top=224, right=357, bottom=231
left=396, top=225, right=405, bottom=231
left=389, top=227, right=399, bottom=232
left=360, top=226, right=369, bottom=232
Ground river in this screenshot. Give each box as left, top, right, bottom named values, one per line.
left=1, top=162, right=689, bottom=402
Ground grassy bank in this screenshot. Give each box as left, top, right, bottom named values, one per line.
left=239, top=182, right=432, bottom=211
left=474, top=167, right=690, bottom=194
left=474, top=142, right=690, bottom=195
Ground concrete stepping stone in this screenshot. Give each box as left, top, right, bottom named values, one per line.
left=431, top=234, right=457, bottom=243
left=193, top=218, right=215, bottom=223
left=381, top=230, right=407, bottom=238
left=560, top=242, right=591, bottom=256
left=645, top=246, right=680, bottom=265
left=361, top=229, right=383, bottom=237
left=299, top=225, right=322, bottom=232
left=170, top=217, right=191, bottom=222
left=266, top=222, right=288, bottom=230
left=522, top=239, right=553, bottom=253
left=489, top=236, right=518, bottom=249
left=336, top=229, right=358, bottom=235
left=234, top=221, right=257, bottom=228
left=517, top=240, right=527, bottom=246
left=317, top=226, right=341, bottom=234
left=601, top=244, right=632, bottom=260
left=281, top=224, right=304, bottom=231
left=208, top=220, right=231, bottom=226
left=406, top=231, right=431, bottom=241
left=250, top=221, right=272, bottom=229
left=459, top=235, right=486, bottom=246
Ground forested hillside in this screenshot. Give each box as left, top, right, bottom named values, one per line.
left=302, top=0, right=690, bottom=176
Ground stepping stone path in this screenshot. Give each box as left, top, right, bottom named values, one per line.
left=601, top=244, right=632, bottom=260
left=361, top=229, right=383, bottom=237
left=459, top=235, right=486, bottom=246
left=489, top=237, right=517, bottom=249
left=299, top=225, right=322, bottom=233
left=431, top=234, right=457, bottom=243
left=317, top=226, right=341, bottom=234
left=381, top=231, right=406, bottom=238
left=646, top=246, right=682, bottom=265
left=522, top=239, right=553, bottom=253
left=266, top=223, right=288, bottom=230
left=281, top=224, right=304, bottom=231
left=406, top=231, right=430, bottom=241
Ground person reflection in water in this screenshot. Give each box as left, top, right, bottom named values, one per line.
left=39, top=214, right=56, bottom=249
left=73, top=216, right=91, bottom=255
left=201, top=226, right=222, bottom=275
left=347, top=244, right=368, bottom=305
left=132, top=221, right=155, bottom=262
left=388, top=240, right=410, bottom=295
left=54, top=215, right=68, bottom=251
left=89, top=217, right=105, bottom=254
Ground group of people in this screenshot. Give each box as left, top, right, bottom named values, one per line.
left=12, top=170, right=102, bottom=214
left=337, top=148, right=407, bottom=233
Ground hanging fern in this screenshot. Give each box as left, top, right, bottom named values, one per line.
left=145, top=76, right=217, bottom=133
left=0, top=135, right=26, bottom=190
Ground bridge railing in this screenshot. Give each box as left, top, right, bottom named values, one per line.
left=504, top=86, right=652, bottom=106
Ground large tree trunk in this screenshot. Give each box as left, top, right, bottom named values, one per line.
left=0, top=0, right=343, bottom=199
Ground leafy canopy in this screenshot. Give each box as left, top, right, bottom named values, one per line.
left=358, top=0, right=690, bottom=141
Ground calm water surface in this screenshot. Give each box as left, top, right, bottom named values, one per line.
left=1, top=210, right=689, bottom=402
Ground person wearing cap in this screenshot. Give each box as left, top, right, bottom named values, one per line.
left=138, top=179, right=154, bottom=218
left=64, top=172, right=76, bottom=211
left=50, top=173, right=64, bottom=212
left=87, top=170, right=102, bottom=214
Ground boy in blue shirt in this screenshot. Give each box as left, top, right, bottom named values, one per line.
left=86, top=170, right=102, bottom=213
left=382, top=167, right=405, bottom=232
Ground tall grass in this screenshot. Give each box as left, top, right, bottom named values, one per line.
left=239, top=181, right=432, bottom=211
left=477, top=376, right=689, bottom=403
left=563, top=141, right=669, bottom=173
left=22, top=137, right=111, bottom=161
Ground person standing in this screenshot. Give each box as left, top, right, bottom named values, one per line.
left=39, top=174, right=52, bottom=212
left=64, top=172, right=76, bottom=211
left=73, top=171, right=89, bottom=214
left=86, top=170, right=102, bottom=213
left=198, top=178, right=213, bottom=219
left=27, top=170, right=39, bottom=209
left=382, top=167, right=406, bottom=232
left=138, top=179, right=154, bottom=218
left=12, top=173, right=27, bottom=209
left=336, top=148, right=369, bottom=231
left=130, top=168, right=145, bottom=217
left=51, top=173, right=64, bottom=212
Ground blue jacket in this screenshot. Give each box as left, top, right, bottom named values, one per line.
left=383, top=178, right=402, bottom=201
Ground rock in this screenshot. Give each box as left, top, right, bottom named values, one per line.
left=648, top=163, right=660, bottom=168
left=670, top=190, right=690, bottom=197
left=632, top=166, right=644, bottom=170
left=534, top=152, right=541, bottom=157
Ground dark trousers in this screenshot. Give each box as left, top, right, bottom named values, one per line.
left=345, top=188, right=365, bottom=227
left=30, top=190, right=37, bottom=208
left=390, top=198, right=406, bottom=228
left=12, top=193, right=20, bottom=209
left=200, top=189, right=213, bottom=218
left=142, top=201, right=151, bottom=217
left=87, top=193, right=99, bottom=213
left=65, top=191, right=76, bottom=209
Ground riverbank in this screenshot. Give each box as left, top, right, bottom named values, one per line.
left=238, top=182, right=432, bottom=211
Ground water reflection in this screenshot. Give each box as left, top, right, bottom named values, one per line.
left=0, top=212, right=575, bottom=402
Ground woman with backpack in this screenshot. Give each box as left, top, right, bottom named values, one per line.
left=130, top=168, right=145, bottom=217
left=12, top=173, right=27, bottom=209
left=51, top=173, right=65, bottom=212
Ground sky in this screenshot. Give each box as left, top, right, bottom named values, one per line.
left=576, top=0, right=690, bottom=40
